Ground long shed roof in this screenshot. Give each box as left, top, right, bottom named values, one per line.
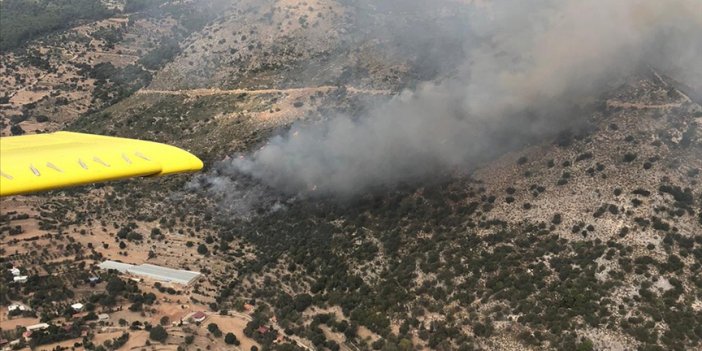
left=98, top=261, right=134, bottom=273
left=98, top=260, right=201, bottom=285
left=128, top=264, right=201, bottom=285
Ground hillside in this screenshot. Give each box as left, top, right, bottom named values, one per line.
left=2, top=1, right=701, bottom=351
left=173, top=71, right=702, bottom=351
left=0, top=0, right=224, bottom=136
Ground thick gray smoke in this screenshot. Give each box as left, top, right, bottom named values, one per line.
left=221, top=0, right=702, bottom=197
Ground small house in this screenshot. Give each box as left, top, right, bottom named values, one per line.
left=13, top=276, right=27, bottom=283
left=8, top=304, right=29, bottom=312
left=9, top=268, right=20, bottom=276
left=26, top=323, right=49, bottom=331
left=71, top=303, right=84, bottom=312
left=191, top=311, right=207, bottom=323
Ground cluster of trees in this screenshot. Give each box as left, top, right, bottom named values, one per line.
left=138, top=38, right=181, bottom=70
left=186, top=165, right=702, bottom=351
left=207, top=322, right=223, bottom=337
left=149, top=325, right=168, bottom=342
left=224, top=332, right=240, bottom=345
left=101, top=332, right=130, bottom=350
left=91, top=26, right=125, bottom=49
left=116, top=223, right=144, bottom=242
left=77, top=62, right=152, bottom=106
left=21, top=275, right=75, bottom=309
left=28, top=322, right=85, bottom=348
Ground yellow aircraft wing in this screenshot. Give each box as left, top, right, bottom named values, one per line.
left=0, top=132, right=203, bottom=197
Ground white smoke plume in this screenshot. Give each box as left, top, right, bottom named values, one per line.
left=219, top=0, right=702, bottom=197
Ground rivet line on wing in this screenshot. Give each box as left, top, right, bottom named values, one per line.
left=30, top=164, right=40, bottom=176
left=135, top=152, right=151, bottom=161
left=46, top=162, right=63, bottom=172
left=94, top=157, right=110, bottom=167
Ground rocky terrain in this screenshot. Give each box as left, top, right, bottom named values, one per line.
left=1, top=1, right=701, bottom=351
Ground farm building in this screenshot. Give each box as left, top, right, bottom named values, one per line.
left=98, top=261, right=201, bottom=286
left=128, top=264, right=201, bottom=285
left=191, top=311, right=207, bottom=323
left=26, top=323, right=49, bottom=331
left=8, top=304, right=30, bottom=312
left=97, top=261, right=134, bottom=273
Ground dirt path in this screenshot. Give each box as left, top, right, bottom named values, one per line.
left=136, top=85, right=392, bottom=97
left=606, top=100, right=687, bottom=110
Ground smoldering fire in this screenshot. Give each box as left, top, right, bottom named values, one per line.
left=201, top=0, right=702, bottom=198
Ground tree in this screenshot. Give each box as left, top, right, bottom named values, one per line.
left=106, top=277, right=126, bottom=296
left=10, top=125, right=24, bottom=135
left=149, top=325, right=168, bottom=342
left=576, top=338, right=594, bottom=351
left=207, top=323, right=222, bottom=337
left=224, top=332, right=240, bottom=345
left=197, top=244, right=208, bottom=255
left=293, top=293, right=312, bottom=312
left=150, top=228, right=162, bottom=239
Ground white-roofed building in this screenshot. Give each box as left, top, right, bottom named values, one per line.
left=10, top=268, right=20, bottom=276
left=97, top=260, right=201, bottom=286
left=98, top=261, right=134, bottom=273
left=8, top=304, right=30, bottom=312
left=26, top=323, right=49, bottom=331
left=71, top=303, right=84, bottom=312
left=13, top=276, right=27, bottom=283
left=127, top=264, right=201, bottom=286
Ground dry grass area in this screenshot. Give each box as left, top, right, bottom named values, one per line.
left=196, top=314, right=261, bottom=351
left=0, top=313, right=40, bottom=330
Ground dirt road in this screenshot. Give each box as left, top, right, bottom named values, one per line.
left=136, top=85, right=392, bottom=98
